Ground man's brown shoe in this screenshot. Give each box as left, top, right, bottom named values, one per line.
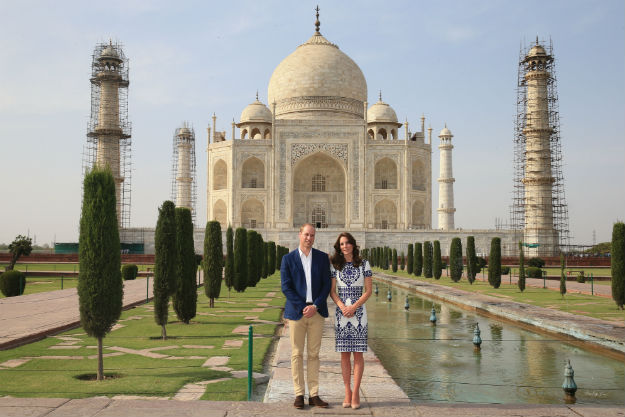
left=293, top=395, right=305, bottom=409
left=309, top=395, right=329, bottom=408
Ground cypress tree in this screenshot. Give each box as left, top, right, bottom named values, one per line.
left=277, top=245, right=288, bottom=271
left=78, top=168, right=123, bottom=381
left=449, top=238, right=462, bottom=282
left=261, top=240, right=268, bottom=279
left=612, top=222, right=625, bottom=309
left=225, top=226, right=234, bottom=291
left=423, top=241, right=433, bottom=278
left=234, top=227, right=248, bottom=292
left=559, top=252, right=566, bottom=297
left=392, top=248, right=398, bottom=272
left=268, top=241, right=276, bottom=276
left=518, top=241, right=526, bottom=292
left=433, top=240, right=442, bottom=280
left=204, top=220, right=223, bottom=308
left=154, top=200, right=177, bottom=340
left=466, top=236, right=477, bottom=285
left=400, top=251, right=405, bottom=271
left=247, top=230, right=260, bottom=286
left=407, top=244, right=414, bottom=275
left=384, top=247, right=390, bottom=270
left=488, top=237, right=502, bottom=289
left=173, top=207, right=197, bottom=323
left=414, top=243, right=423, bottom=276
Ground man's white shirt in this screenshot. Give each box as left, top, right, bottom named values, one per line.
left=298, top=248, right=313, bottom=303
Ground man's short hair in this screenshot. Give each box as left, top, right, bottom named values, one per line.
left=299, top=223, right=315, bottom=233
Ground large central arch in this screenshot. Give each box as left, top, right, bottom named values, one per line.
left=292, top=152, right=346, bottom=228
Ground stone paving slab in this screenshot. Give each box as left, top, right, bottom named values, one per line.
left=375, top=272, right=625, bottom=355
left=0, top=397, right=623, bottom=417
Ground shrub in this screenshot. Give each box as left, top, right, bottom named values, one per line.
left=449, top=238, right=462, bottom=282
left=477, top=256, right=487, bottom=269
left=518, top=241, right=526, bottom=292
left=423, top=241, right=433, bottom=278
left=267, top=241, right=276, bottom=276
left=487, top=237, right=501, bottom=288
left=501, top=266, right=510, bottom=275
left=407, top=244, right=414, bottom=275
left=576, top=271, right=586, bottom=283
left=0, top=270, right=26, bottom=296
left=154, top=200, right=177, bottom=339
left=414, top=243, right=423, bottom=276
left=225, top=227, right=234, bottom=291
left=466, top=236, right=477, bottom=284
left=78, top=168, right=123, bottom=380
left=433, top=240, right=442, bottom=280
left=392, top=249, right=398, bottom=272
left=612, top=222, right=625, bottom=309
left=234, top=228, right=248, bottom=292
left=559, top=252, right=566, bottom=297
left=526, top=267, right=542, bottom=278
left=122, top=264, right=138, bottom=281
left=527, top=257, right=545, bottom=268
left=174, top=207, right=197, bottom=322
left=204, top=220, right=223, bottom=307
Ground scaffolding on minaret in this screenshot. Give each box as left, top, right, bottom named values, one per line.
left=170, top=122, right=197, bottom=225
left=510, top=39, right=570, bottom=256
left=82, top=41, right=132, bottom=229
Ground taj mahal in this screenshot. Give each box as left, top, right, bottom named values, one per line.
left=93, top=10, right=569, bottom=257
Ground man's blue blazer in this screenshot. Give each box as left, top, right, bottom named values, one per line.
left=280, top=248, right=331, bottom=320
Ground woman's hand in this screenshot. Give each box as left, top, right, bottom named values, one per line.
left=342, top=304, right=357, bottom=317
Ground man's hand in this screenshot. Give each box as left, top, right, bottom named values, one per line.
left=303, top=305, right=317, bottom=318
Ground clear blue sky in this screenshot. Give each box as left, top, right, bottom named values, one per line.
left=1, top=0, right=623, bottom=246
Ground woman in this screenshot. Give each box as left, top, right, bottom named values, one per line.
left=329, top=232, right=373, bottom=409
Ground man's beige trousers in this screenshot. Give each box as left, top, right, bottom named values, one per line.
left=288, top=313, right=325, bottom=396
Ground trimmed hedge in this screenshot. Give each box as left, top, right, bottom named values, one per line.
left=122, top=264, right=138, bottom=281
left=526, top=267, right=542, bottom=278
left=612, top=222, right=625, bottom=309
left=0, top=270, right=26, bottom=297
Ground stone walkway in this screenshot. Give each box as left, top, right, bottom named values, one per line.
left=0, top=278, right=155, bottom=349
left=472, top=273, right=612, bottom=298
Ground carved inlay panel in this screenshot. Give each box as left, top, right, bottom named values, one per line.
left=291, top=143, right=348, bottom=166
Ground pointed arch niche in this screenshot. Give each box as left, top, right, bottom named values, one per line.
left=292, top=152, right=345, bottom=228
left=241, top=157, right=265, bottom=188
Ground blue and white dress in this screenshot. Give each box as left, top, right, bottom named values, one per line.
left=331, top=260, right=372, bottom=352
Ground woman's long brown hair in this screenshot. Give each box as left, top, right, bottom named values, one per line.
left=330, top=232, right=362, bottom=271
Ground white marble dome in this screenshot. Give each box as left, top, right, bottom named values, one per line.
left=267, top=32, right=367, bottom=119
left=439, top=126, right=453, bottom=137
left=240, top=99, right=272, bottom=123
left=367, top=100, right=398, bottom=123
left=100, top=44, right=119, bottom=59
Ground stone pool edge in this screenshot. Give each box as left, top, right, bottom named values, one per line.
left=374, top=272, right=625, bottom=357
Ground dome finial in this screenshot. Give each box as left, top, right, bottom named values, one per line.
left=256, top=90, right=259, bottom=101
left=535, top=35, right=539, bottom=45
left=379, top=90, right=382, bottom=102
left=314, top=5, right=321, bottom=35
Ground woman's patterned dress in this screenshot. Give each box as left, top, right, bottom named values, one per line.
left=331, top=260, right=372, bottom=352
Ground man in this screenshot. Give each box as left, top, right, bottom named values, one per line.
left=280, top=223, right=331, bottom=409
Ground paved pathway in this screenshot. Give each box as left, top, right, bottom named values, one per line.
left=0, top=277, right=154, bottom=349
left=263, top=298, right=410, bottom=407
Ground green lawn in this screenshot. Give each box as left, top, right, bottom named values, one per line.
left=0, top=274, right=285, bottom=400
left=375, top=268, right=624, bottom=323
left=2, top=263, right=155, bottom=272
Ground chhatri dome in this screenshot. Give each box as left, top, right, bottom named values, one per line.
left=367, top=93, right=399, bottom=123
left=240, top=94, right=272, bottom=124
left=267, top=9, right=367, bottom=119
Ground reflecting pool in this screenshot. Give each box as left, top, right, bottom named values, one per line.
left=367, top=283, right=625, bottom=404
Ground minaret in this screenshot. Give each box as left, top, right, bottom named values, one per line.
left=437, top=125, right=455, bottom=230
left=521, top=39, right=558, bottom=255
left=86, top=41, right=131, bottom=228
left=171, top=123, right=197, bottom=223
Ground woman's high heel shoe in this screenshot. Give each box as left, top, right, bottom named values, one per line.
left=351, top=402, right=361, bottom=409
left=342, top=402, right=351, bottom=408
